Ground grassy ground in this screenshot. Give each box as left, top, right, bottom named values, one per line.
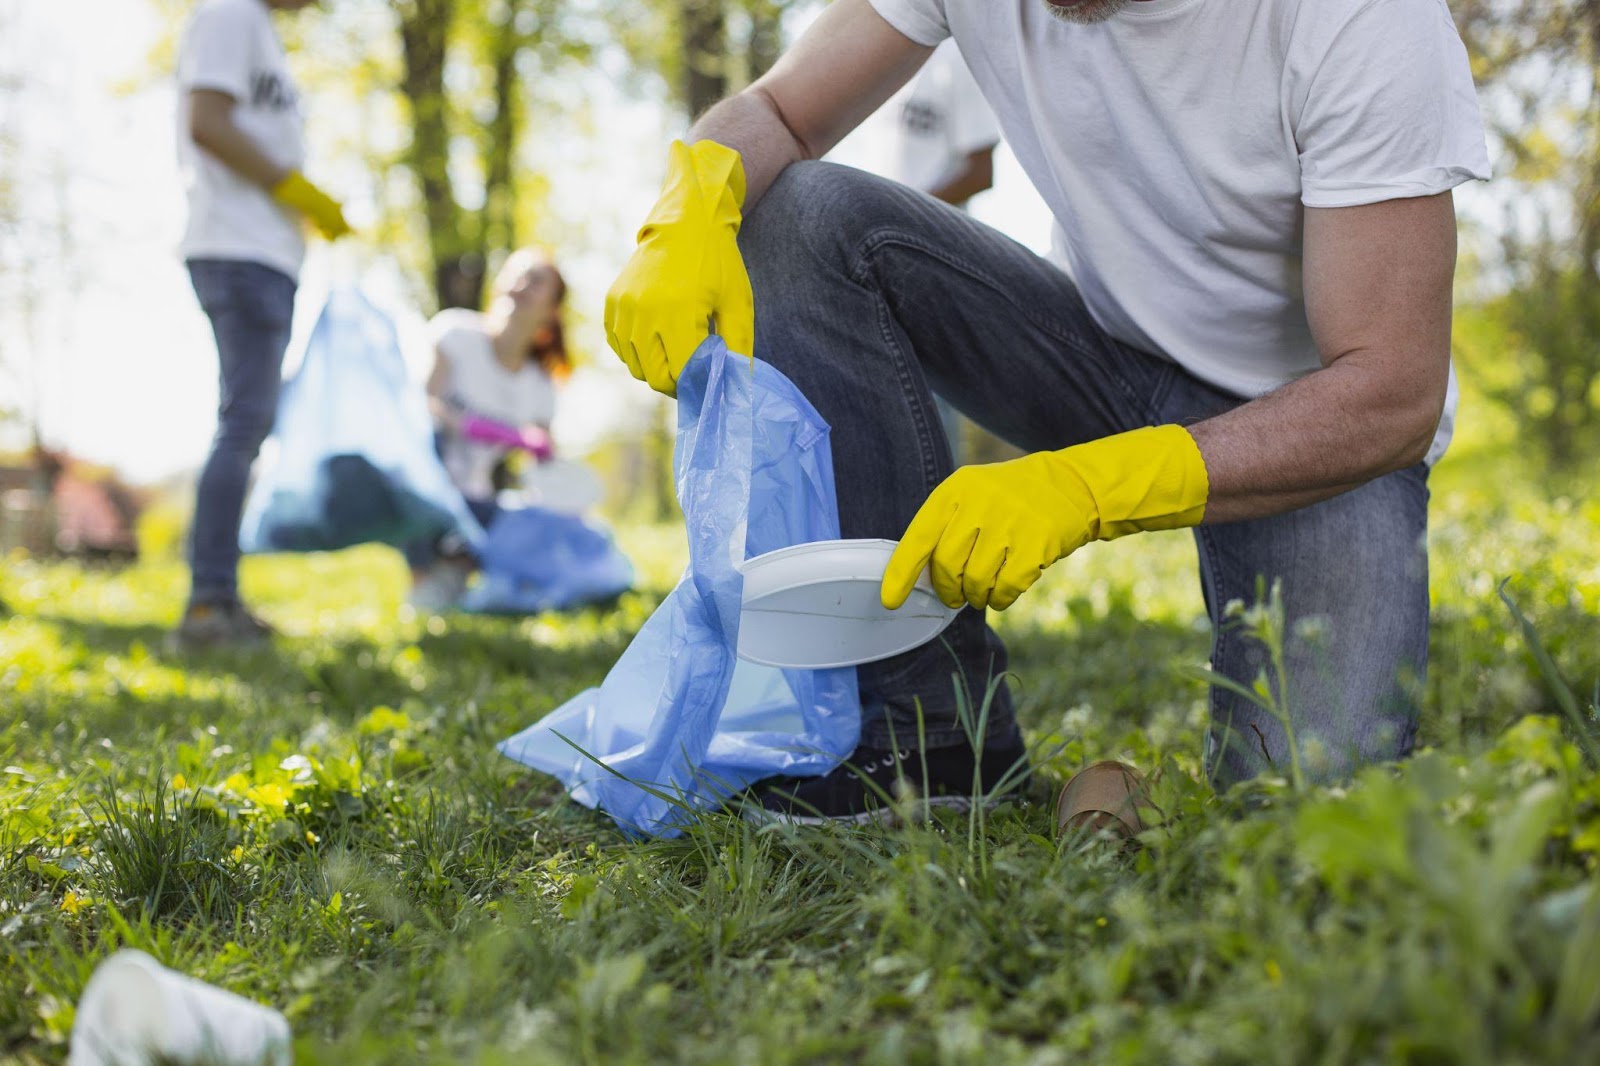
left=2, top=473, right=1598, bottom=1064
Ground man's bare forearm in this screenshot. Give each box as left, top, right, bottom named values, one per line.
left=686, top=90, right=808, bottom=209
left=189, top=90, right=289, bottom=189
left=196, top=122, right=288, bottom=188
left=926, top=149, right=995, bottom=207
left=1189, top=192, right=1456, bottom=524
left=1188, top=350, right=1444, bottom=523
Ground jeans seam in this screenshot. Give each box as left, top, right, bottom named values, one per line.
left=1194, top=526, right=1234, bottom=780
left=848, top=227, right=1167, bottom=427
left=869, top=284, right=944, bottom=491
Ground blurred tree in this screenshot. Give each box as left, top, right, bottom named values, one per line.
left=395, top=0, right=468, bottom=307
left=396, top=0, right=592, bottom=310
left=611, top=0, right=796, bottom=120
left=146, top=0, right=592, bottom=313
left=1451, top=0, right=1600, bottom=467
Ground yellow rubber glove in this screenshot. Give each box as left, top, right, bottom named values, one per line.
left=271, top=171, right=351, bottom=241
left=604, top=139, right=754, bottom=396
left=882, top=425, right=1210, bottom=612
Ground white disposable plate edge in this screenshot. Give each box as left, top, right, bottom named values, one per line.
left=736, top=538, right=959, bottom=669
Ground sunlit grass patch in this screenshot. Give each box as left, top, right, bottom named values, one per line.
left=1, top=496, right=1597, bottom=1062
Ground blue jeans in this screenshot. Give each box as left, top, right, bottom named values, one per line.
left=187, top=259, right=297, bottom=606
left=739, top=163, right=1427, bottom=787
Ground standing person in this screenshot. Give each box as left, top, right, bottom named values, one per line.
left=604, top=0, right=1489, bottom=822
left=884, top=38, right=1001, bottom=462
left=407, top=249, right=571, bottom=610
left=172, top=0, right=350, bottom=649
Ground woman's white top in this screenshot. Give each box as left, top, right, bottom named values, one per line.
left=429, top=308, right=557, bottom=501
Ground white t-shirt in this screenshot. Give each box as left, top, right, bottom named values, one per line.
left=892, top=41, right=1002, bottom=194
left=430, top=309, right=559, bottom=501
left=869, top=0, right=1490, bottom=463
left=176, top=0, right=307, bottom=280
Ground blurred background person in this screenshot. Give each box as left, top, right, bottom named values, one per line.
left=172, top=0, right=350, bottom=650
left=407, top=248, right=573, bottom=610
left=891, top=40, right=1000, bottom=210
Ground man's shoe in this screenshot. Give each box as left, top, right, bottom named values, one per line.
left=746, top=730, right=1029, bottom=825
left=167, top=601, right=276, bottom=652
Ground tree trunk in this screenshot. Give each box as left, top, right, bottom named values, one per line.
left=482, top=1, right=523, bottom=257
left=680, top=0, right=728, bottom=119
left=398, top=0, right=484, bottom=311
left=747, top=0, right=784, bottom=83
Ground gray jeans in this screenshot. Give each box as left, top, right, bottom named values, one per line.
left=187, top=258, right=297, bottom=607
left=739, top=162, right=1427, bottom=788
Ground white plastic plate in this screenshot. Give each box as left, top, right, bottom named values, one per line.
left=736, top=538, right=960, bottom=669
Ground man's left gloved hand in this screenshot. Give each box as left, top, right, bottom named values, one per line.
left=881, top=425, right=1210, bottom=612
left=604, top=139, right=753, bottom=396
left=271, top=171, right=351, bottom=241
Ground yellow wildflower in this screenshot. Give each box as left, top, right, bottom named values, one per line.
left=245, top=782, right=292, bottom=811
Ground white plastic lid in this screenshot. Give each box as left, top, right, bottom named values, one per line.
left=736, top=539, right=959, bottom=669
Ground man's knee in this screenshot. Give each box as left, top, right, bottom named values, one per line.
left=741, top=161, right=908, bottom=275
left=1205, top=626, right=1422, bottom=790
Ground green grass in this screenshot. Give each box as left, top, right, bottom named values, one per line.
left=2, top=490, right=1598, bottom=1065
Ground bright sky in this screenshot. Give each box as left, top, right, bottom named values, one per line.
left=0, top=1, right=1505, bottom=485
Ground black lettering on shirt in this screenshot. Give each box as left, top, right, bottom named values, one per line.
left=900, top=99, right=944, bottom=138
left=250, top=71, right=298, bottom=112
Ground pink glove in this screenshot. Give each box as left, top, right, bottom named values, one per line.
left=460, top=414, right=554, bottom=460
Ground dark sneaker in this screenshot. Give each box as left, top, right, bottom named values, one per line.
left=746, top=730, right=1030, bottom=825
left=167, top=601, right=276, bottom=652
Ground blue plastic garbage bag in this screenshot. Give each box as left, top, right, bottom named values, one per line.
left=459, top=507, right=634, bottom=615
left=498, top=337, right=860, bottom=837
left=241, top=289, right=483, bottom=554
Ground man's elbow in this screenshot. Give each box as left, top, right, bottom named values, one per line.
left=749, top=84, right=821, bottom=161
left=1392, top=374, right=1449, bottom=470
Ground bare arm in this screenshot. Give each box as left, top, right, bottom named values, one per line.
left=188, top=89, right=289, bottom=189
left=926, top=146, right=995, bottom=207
left=1189, top=192, right=1457, bottom=522
left=425, top=350, right=460, bottom=432
left=687, top=0, right=932, bottom=208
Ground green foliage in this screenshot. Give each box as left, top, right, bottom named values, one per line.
left=1, top=489, right=1597, bottom=1061
left=1458, top=256, right=1600, bottom=470
left=1451, top=0, right=1600, bottom=469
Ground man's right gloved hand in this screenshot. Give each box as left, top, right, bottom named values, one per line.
left=604, top=139, right=754, bottom=396
left=271, top=171, right=351, bottom=241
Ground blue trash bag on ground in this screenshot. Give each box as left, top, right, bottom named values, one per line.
left=498, top=337, right=860, bottom=837
left=459, top=507, right=634, bottom=615
left=241, top=289, right=483, bottom=554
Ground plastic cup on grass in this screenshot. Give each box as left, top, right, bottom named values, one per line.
left=69, top=949, right=291, bottom=1066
